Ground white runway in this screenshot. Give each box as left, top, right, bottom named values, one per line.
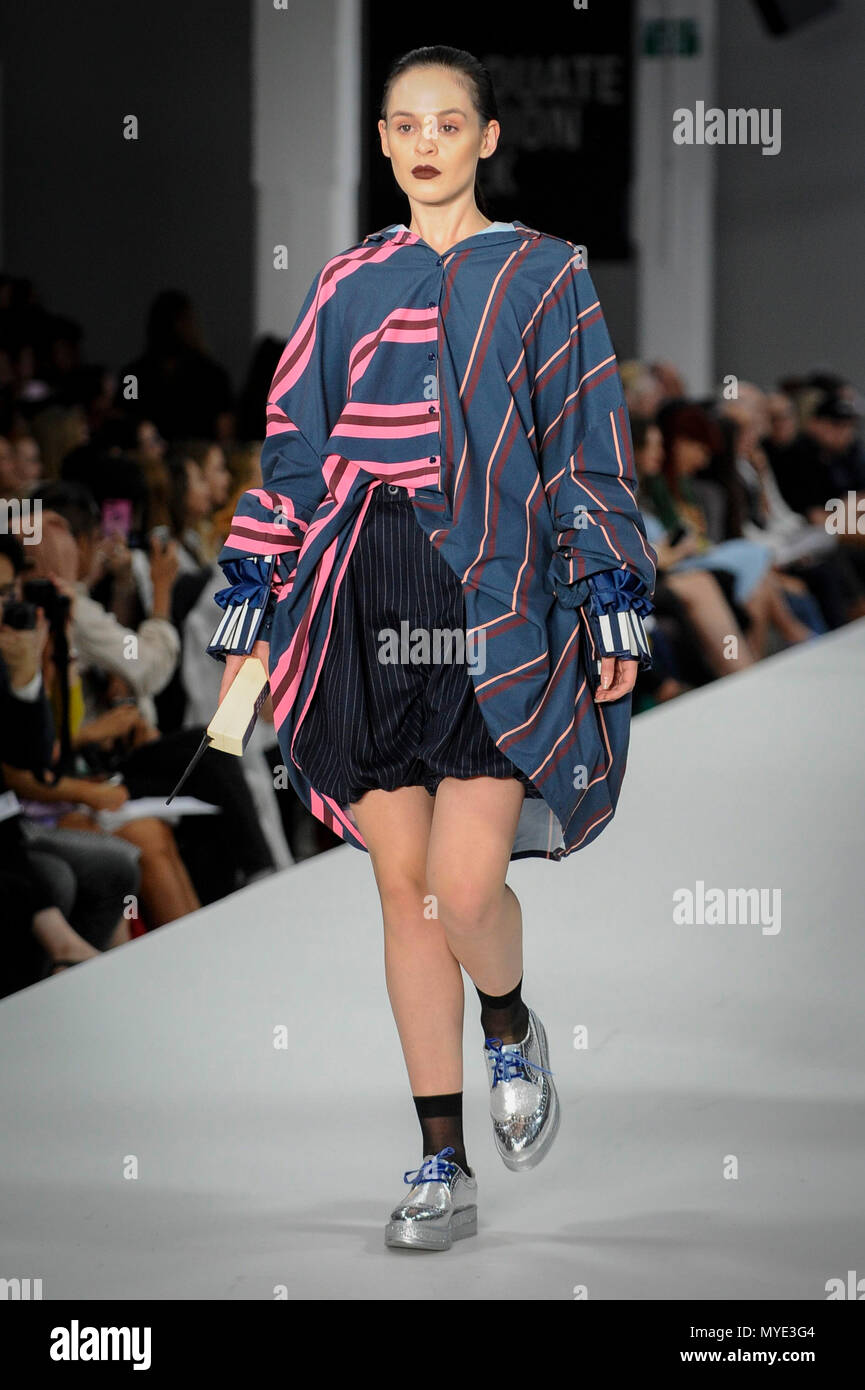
left=2, top=621, right=864, bottom=1301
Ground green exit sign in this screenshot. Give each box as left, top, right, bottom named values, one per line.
left=642, top=18, right=701, bottom=56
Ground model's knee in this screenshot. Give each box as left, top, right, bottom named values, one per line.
left=376, top=869, right=432, bottom=927
left=428, top=874, right=504, bottom=938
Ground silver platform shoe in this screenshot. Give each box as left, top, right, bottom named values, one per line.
left=483, top=1006, right=560, bottom=1171
left=384, top=1146, right=478, bottom=1250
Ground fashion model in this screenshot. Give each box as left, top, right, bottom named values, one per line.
left=208, top=46, right=658, bottom=1251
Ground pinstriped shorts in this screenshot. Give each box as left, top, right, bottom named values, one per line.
left=291, top=482, right=544, bottom=804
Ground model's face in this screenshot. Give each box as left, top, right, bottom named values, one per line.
left=378, top=66, right=498, bottom=211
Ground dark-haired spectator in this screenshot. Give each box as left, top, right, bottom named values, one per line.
left=632, top=418, right=758, bottom=676
left=768, top=391, right=865, bottom=559
left=764, top=392, right=798, bottom=452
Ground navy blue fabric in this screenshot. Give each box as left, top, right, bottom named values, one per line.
left=291, top=483, right=544, bottom=804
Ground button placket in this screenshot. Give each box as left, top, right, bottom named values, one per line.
left=427, top=285, right=442, bottom=493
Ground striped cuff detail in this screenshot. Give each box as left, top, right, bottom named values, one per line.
left=587, top=606, right=653, bottom=663
left=206, top=593, right=275, bottom=662
left=583, top=570, right=655, bottom=670
left=205, top=554, right=277, bottom=663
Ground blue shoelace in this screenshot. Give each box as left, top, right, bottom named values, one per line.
left=403, top=1146, right=457, bottom=1186
left=484, top=1036, right=554, bottom=1088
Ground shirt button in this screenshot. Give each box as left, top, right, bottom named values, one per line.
left=436, top=257, right=442, bottom=265
left=427, top=300, right=435, bottom=308
left=428, top=406, right=436, bottom=415
left=428, top=351, right=436, bottom=360
left=430, top=456, right=437, bottom=464
left=387, top=485, right=398, bottom=494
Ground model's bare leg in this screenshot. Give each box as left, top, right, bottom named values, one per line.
left=349, top=784, right=463, bottom=1095
left=425, top=775, right=527, bottom=1012
left=664, top=569, right=756, bottom=673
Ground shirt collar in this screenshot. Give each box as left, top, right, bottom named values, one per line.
left=361, top=220, right=541, bottom=251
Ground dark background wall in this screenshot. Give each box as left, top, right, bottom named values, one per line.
left=0, top=0, right=253, bottom=388
left=361, top=0, right=638, bottom=356
left=715, top=0, right=864, bottom=389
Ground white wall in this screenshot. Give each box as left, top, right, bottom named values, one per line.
left=634, top=0, right=718, bottom=394
left=252, top=0, right=361, bottom=339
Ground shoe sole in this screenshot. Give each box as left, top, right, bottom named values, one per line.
left=384, top=1204, right=478, bottom=1250
left=495, top=1011, right=561, bottom=1173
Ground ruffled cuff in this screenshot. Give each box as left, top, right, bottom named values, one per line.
left=582, top=569, right=654, bottom=669
left=206, top=554, right=277, bottom=663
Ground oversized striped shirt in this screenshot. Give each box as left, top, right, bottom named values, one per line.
left=206, top=218, right=658, bottom=861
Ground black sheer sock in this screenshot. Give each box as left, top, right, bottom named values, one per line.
left=412, top=1092, right=471, bottom=1176
left=476, top=975, right=530, bottom=1046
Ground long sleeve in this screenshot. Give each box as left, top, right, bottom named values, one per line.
left=206, top=265, right=345, bottom=664
left=531, top=249, right=658, bottom=669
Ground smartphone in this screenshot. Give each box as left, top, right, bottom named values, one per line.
left=102, top=498, right=132, bottom=541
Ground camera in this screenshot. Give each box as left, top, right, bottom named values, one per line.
left=1, top=578, right=70, bottom=630
left=23, top=578, right=70, bottom=627
left=1, top=597, right=37, bottom=630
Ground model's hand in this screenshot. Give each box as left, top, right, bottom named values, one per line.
left=594, top=656, right=639, bottom=703
left=217, top=641, right=271, bottom=708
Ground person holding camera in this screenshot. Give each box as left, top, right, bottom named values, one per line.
left=28, top=482, right=275, bottom=905
left=0, top=534, right=142, bottom=984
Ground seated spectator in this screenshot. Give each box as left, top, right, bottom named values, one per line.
left=0, top=534, right=139, bottom=985
left=633, top=418, right=758, bottom=676
left=720, top=383, right=865, bottom=629
left=764, top=391, right=798, bottom=452
left=651, top=401, right=817, bottom=656
left=29, top=403, right=89, bottom=480
left=2, top=524, right=199, bottom=929
left=177, top=439, right=233, bottom=562
left=22, top=482, right=276, bottom=903
left=767, top=390, right=865, bottom=590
